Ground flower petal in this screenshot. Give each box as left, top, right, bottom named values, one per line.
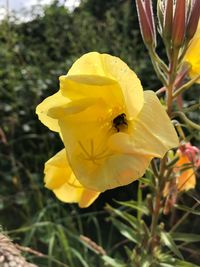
left=109, top=91, right=178, bottom=158
left=60, top=75, right=125, bottom=112
left=48, top=97, right=108, bottom=120
left=53, top=183, right=100, bottom=208
left=184, top=22, right=200, bottom=83
left=57, top=106, right=152, bottom=191
left=176, top=155, right=196, bottom=191
left=44, top=149, right=100, bottom=207
left=62, top=52, right=144, bottom=118
left=102, top=53, right=144, bottom=118
left=70, top=153, right=151, bottom=192
left=36, top=91, right=70, bottom=132
left=177, top=168, right=196, bottom=191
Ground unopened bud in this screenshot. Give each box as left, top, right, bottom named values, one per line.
left=172, top=0, right=186, bottom=47
left=186, top=0, right=200, bottom=40
left=163, top=0, right=174, bottom=40
left=145, top=0, right=156, bottom=39
left=157, top=0, right=164, bottom=34
left=136, top=0, right=155, bottom=46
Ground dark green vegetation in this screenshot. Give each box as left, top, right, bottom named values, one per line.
left=0, top=0, right=200, bottom=266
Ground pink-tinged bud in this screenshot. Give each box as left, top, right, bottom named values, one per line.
left=144, top=0, right=156, bottom=38
left=163, top=0, right=174, bottom=40
left=179, top=142, right=200, bottom=168
left=136, top=0, right=154, bottom=46
left=164, top=141, right=199, bottom=194
left=172, top=0, right=186, bottom=47
left=186, top=0, right=200, bottom=40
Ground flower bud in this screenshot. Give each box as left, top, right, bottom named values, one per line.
left=157, top=0, right=164, bottom=34
left=186, top=0, right=200, bottom=40
left=145, top=0, right=155, bottom=37
left=179, top=142, right=200, bottom=167
left=163, top=0, right=174, bottom=40
left=136, top=0, right=155, bottom=46
left=172, top=0, right=186, bottom=47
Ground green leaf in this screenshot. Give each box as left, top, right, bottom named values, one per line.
left=102, top=255, right=126, bottom=267
left=171, top=232, right=200, bottom=243
left=110, top=218, right=140, bottom=244
left=106, top=204, right=140, bottom=230
left=159, top=264, right=175, bottom=267
left=116, top=200, right=149, bottom=215
left=175, top=204, right=200, bottom=216
left=140, top=176, right=152, bottom=186
left=71, top=248, right=90, bottom=267
left=48, top=233, right=56, bottom=267
left=161, top=232, right=183, bottom=259
left=174, top=259, right=200, bottom=267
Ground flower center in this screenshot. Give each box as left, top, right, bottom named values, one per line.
left=112, top=113, right=128, bottom=132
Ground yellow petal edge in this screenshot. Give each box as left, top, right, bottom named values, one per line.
left=44, top=149, right=100, bottom=208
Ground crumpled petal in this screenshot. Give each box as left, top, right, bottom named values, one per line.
left=36, top=91, right=70, bottom=132
left=108, top=91, right=179, bottom=158
left=61, top=52, right=144, bottom=118
left=44, top=149, right=100, bottom=208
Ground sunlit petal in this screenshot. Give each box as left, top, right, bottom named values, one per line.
left=176, top=155, right=196, bottom=191
left=184, top=22, right=200, bottom=83
left=36, top=91, right=70, bottom=132
left=109, top=91, right=178, bottom=157
left=61, top=52, right=144, bottom=117
left=44, top=149, right=100, bottom=207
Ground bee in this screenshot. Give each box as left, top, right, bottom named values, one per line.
left=112, top=113, right=128, bottom=132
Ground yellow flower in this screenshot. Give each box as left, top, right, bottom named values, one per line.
left=175, top=152, right=196, bottom=191
left=163, top=142, right=199, bottom=196
left=44, top=149, right=100, bottom=208
left=175, top=142, right=199, bottom=191
left=184, top=22, right=200, bottom=83
left=36, top=52, right=178, bottom=192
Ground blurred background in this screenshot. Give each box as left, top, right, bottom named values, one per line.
left=0, top=0, right=199, bottom=266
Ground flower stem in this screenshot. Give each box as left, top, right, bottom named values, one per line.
left=173, top=74, right=200, bottom=98
left=148, top=48, right=168, bottom=86
left=150, top=191, right=161, bottom=251
left=149, top=156, right=167, bottom=252
left=172, top=111, right=200, bottom=130
left=166, top=48, right=180, bottom=116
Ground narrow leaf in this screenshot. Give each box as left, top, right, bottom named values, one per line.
left=161, top=232, right=183, bottom=259
left=102, top=255, right=126, bottom=267
left=116, top=200, right=149, bottom=215
left=111, top=218, right=140, bottom=244
left=171, top=232, right=200, bottom=243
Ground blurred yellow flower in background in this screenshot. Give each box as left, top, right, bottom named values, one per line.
left=184, top=22, right=200, bottom=83
left=175, top=142, right=199, bottom=191
left=36, top=52, right=178, bottom=196
left=175, top=152, right=196, bottom=191
left=164, top=143, right=199, bottom=197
